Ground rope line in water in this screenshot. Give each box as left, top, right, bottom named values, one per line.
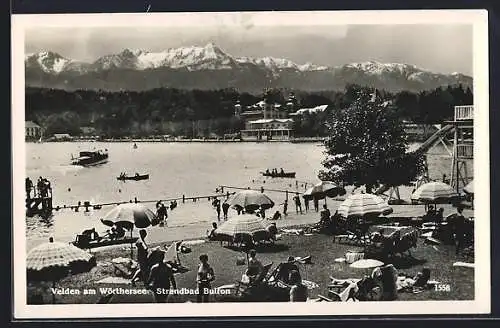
left=53, top=191, right=236, bottom=211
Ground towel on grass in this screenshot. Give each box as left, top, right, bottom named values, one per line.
left=96, top=276, right=132, bottom=284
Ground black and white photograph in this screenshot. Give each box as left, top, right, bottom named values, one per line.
left=12, top=10, right=490, bottom=318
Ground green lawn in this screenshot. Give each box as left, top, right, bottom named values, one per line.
left=27, top=233, right=474, bottom=304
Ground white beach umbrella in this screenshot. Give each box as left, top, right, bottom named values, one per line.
left=27, top=238, right=96, bottom=303
left=103, top=203, right=157, bottom=228
left=463, top=180, right=474, bottom=195
left=215, top=214, right=269, bottom=241
left=410, top=181, right=459, bottom=203
left=303, top=181, right=345, bottom=200
left=229, top=190, right=275, bottom=211
left=337, top=193, right=393, bottom=218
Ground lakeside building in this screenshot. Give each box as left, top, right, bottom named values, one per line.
left=236, top=93, right=298, bottom=141
left=25, top=121, right=43, bottom=141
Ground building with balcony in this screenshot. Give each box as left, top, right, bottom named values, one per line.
left=25, top=121, right=43, bottom=141
left=236, top=92, right=298, bottom=140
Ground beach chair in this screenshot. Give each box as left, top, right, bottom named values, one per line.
left=327, top=276, right=381, bottom=301
left=233, top=262, right=273, bottom=300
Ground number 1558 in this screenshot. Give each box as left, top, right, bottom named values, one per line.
left=435, top=284, right=451, bottom=292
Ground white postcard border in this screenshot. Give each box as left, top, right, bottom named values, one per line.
left=12, top=10, right=490, bottom=318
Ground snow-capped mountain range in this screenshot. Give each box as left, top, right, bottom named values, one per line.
left=25, top=43, right=472, bottom=93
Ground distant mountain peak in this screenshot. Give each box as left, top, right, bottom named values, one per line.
left=24, top=44, right=472, bottom=93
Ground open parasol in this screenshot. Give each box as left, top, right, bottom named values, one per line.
left=410, top=181, right=459, bottom=204
left=27, top=238, right=96, bottom=303
left=303, top=181, right=345, bottom=202
left=337, top=193, right=393, bottom=219
left=229, top=190, right=275, bottom=212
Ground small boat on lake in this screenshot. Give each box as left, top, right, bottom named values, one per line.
left=262, top=170, right=296, bottom=178
left=117, top=173, right=150, bottom=181
left=71, top=149, right=109, bottom=166
left=72, top=235, right=138, bottom=249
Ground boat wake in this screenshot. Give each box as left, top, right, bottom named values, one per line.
left=50, top=165, right=84, bottom=176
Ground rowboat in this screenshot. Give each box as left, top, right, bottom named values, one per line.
left=117, top=174, right=149, bottom=181
left=72, top=236, right=139, bottom=249
left=262, top=171, right=296, bottom=178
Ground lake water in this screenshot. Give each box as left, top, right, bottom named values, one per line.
left=24, top=141, right=468, bottom=249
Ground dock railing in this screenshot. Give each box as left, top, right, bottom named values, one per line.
left=454, top=105, right=474, bottom=121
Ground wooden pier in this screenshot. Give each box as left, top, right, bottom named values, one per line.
left=26, top=178, right=53, bottom=217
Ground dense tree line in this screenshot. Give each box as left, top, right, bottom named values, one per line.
left=25, top=84, right=472, bottom=138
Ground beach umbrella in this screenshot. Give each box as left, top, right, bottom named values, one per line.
left=349, top=259, right=384, bottom=269
left=103, top=203, right=157, bottom=229
left=463, top=180, right=474, bottom=195
left=27, top=238, right=96, bottom=303
left=229, top=190, right=274, bottom=212
left=303, top=181, right=345, bottom=201
left=410, top=181, right=459, bottom=203
left=337, top=193, right=393, bottom=219
left=215, top=214, right=269, bottom=243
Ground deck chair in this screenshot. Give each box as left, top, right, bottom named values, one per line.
left=234, top=262, right=273, bottom=298
left=164, top=242, right=189, bottom=273
left=327, top=277, right=361, bottom=301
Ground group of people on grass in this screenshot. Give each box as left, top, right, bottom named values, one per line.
left=130, top=229, right=216, bottom=303
left=243, top=250, right=308, bottom=302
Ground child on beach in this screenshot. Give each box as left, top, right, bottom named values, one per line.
left=197, top=254, right=215, bottom=303
left=282, top=199, right=288, bottom=217
left=293, top=194, right=302, bottom=214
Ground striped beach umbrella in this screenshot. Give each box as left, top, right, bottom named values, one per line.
left=303, top=181, right=345, bottom=200
left=103, top=203, right=157, bottom=228
left=411, top=181, right=459, bottom=203
left=215, top=214, right=269, bottom=242
left=27, top=238, right=96, bottom=303
left=27, top=239, right=95, bottom=272
left=229, top=190, right=274, bottom=212
left=337, top=193, right=393, bottom=218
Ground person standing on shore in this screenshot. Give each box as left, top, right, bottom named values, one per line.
left=131, top=229, right=150, bottom=285
left=303, top=196, right=309, bottom=213
left=222, top=200, right=230, bottom=220
left=25, top=177, right=33, bottom=200
left=197, top=254, right=215, bottom=303
left=293, top=194, right=302, bottom=214
left=313, top=198, right=319, bottom=212
left=213, top=197, right=221, bottom=221
left=282, top=199, right=288, bottom=217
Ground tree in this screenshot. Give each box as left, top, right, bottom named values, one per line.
left=319, top=86, right=425, bottom=193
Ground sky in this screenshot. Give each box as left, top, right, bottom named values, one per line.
left=24, top=18, right=473, bottom=75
